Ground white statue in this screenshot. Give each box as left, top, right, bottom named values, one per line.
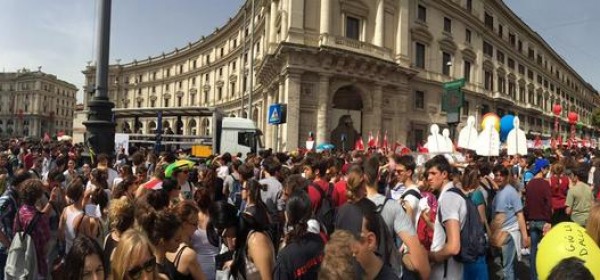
left=442, top=128, right=453, bottom=153
left=476, top=117, right=500, bottom=156
left=506, top=116, right=528, bottom=156
left=425, top=124, right=444, bottom=153
left=458, top=116, right=479, bottom=151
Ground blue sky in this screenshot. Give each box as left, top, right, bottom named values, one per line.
left=0, top=0, right=598, bottom=103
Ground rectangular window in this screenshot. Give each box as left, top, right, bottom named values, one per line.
left=462, top=101, right=470, bottom=116
left=193, top=60, right=197, bottom=69
left=463, top=61, right=471, bottom=82
left=220, top=48, right=224, bottom=57
left=415, top=91, right=425, bottom=109
left=442, top=52, right=451, bottom=75
left=418, top=5, right=427, bottom=22
left=465, top=29, right=471, bottom=43
left=166, top=69, right=171, bottom=77
left=165, top=84, right=170, bottom=91
left=484, top=12, right=494, bottom=29
left=528, top=70, right=534, bottom=80
left=218, top=87, right=223, bottom=100
left=415, top=42, right=426, bottom=69
left=509, top=33, right=516, bottom=47
left=179, top=65, right=183, bottom=74
left=508, top=58, right=515, bottom=69
left=537, top=54, right=543, bottom=65
left=484, top=70, right=493, bottom=90
left=498, top=77, right=506, bottom=93
left=496, top=50, right=505, bottom=64
left=518, top=40, right=523, bottom=52
left=498, top=24, right=503, bottom=37
left=346, top=16, right=360, bottom=40
left=219, top=68, right=223, bottom=77
left=164, top=99, right=169, bottom=107
left=483, top=41, right=493, bottom=57
left=528, top=48, right=535, bottom=59
left=444, top=17, right=452, bottom=33
left=518, top=64, right=525, bottom=75
left=466, top=0, right=472, bottom=11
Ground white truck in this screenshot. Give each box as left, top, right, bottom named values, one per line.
left=112, top=107, right=263, bottom=158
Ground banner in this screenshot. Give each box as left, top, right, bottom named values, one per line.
left=115, top=133, right=130, bottom=155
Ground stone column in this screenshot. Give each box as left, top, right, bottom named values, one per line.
left=372, top=84, right=383, bottom=133
left=276, top=79, right=284, bottom=151
left=320, top=0, right=331, bottom=35
left=281, top=0, right=289, bottom=41
left=395, top=0, right=410, bottom=64
left=284, top=70, right=302, bottom=150
left=316, top=74, right=330, bottom=144
left=269, top=0, right=278, bottom=49
left=373, top=0, right=385, bottom=47
left=264, top=88, right=273, bottom=148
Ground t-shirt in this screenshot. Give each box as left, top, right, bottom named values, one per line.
left=273, top=233, right=324, bottom=280
left=367, top=193, right=415, bottom=237
left=258, top=176, right=284, bottom=224
left=550, top=175, right=570, bottom=210
left=493, top=184, right=523, bottom=229
left=565, top=181, right=593, bottom=226
left=388, top=183, right=406, bottom=201
left=333, top=180, right=348, bottom=207
left=430, top=182, right=467, bottom=280
left=524, top=178, right=552, bottom=222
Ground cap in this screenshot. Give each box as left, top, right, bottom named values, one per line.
left=524, top=171, right=534, bottom=183
left=533, top=158, right=550, bottom=175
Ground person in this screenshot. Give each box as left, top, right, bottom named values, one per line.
left=58, top=179, right=98, bottom=254
left=566, top=167, right=594, bottom=226
left=63, top=235, right=106, bottom=280
left=209, top=201, right=275, bottom=280
left=111, top=229, right=167, bottom=280
left=394, top=155, right=421, bottom=226
left=273, top=190, right=324, bottom=279
left=15, top=179, right=53, bottom=278
left=550, top=163, right=570, bottom=225
left=242, top=179, right=270, bottom=227
left=459, top=165, right=489, bottom=279
left=424, top=155, right=467, bottom=279
left=94, top=153, right=119, bottom=191
left=167, top=201, right=206, bottom=280
left=62, top=159, right=79, bottom=186
left=524, top=158, right=553, bottom=280
left=171, top=163, right=195, bottom=201
left=318, top=230, right=355, bottom=279
left=490, top=164, right=530, bottom=280
left=112, top=177, right=137, bottom=201
left=113, top=165, right=133, bottom=191
left=192, top=187, right=219, bottom=280
left=104, top=196, right=135, bottom=272
left=336, top=197, right=401, bottom=279
left=547, top=257, right=595, bottom=280
left=137, top=203, right=183, bottom=280
left=362, top=155, right=429, bottom=279
left=258, top=157, right=285, bottom=244
left=303, top=157, right=339, bottom=211
left=586, top=203, right=600, bottom=247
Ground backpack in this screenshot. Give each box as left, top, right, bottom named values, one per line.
left=400, top=189, right=422, bottom=201
left=417, top=191, right=437, bottom=251
left=5, top=211, right=42, bottom=280
left=229, top=175, right=243, bottom=209
left=438, top=188, right=488, bottom=263
left=374, top=198, right=404, bottom=277
left=308, top=183, right=336, bottom=235
left=0, top=189, right=19, bottom=241
left=479, top=177, right=496, bottom=223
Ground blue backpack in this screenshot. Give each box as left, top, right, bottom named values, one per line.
left=229, top=175, right=243, bottom=209
left=0, top=189, right=19, bottom=241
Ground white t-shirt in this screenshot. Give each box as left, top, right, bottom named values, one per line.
left=401, top=185, right=421, bottom=226
left=431, top=182, right=468, bottom=280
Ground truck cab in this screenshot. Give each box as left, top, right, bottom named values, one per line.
left=217, top=117, right=263, bottom=157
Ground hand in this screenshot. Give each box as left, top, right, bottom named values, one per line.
left=49, top=187, right=60, bottom=202
left=223, top=260, right=233, bottom=270
left=522, top=235, right=530, bottom=248
left=542, top=223, right=552, bottom=235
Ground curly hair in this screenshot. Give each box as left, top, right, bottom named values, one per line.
left=108, top=196, right=135, bottom=234
left=319, top=230, right=355, bottom=279
left=20, top=179, right=44, bottom=205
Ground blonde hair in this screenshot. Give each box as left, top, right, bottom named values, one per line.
left=586, top=203, right=600, bottom=247
left=108, top=196, right=135, bottom=234
left=111, top=229, right=156, bottom=280
left=318, top=230, right=355, bottom=279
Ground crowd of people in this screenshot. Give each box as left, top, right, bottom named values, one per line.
left=0, top=138, right=599, bottom=280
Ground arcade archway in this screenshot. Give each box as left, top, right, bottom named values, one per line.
left=330, top=85, right=364, bottom=151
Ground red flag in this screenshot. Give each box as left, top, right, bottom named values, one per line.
left=354, top=136, right=365, bottom=151
left=368, top=132, right=376, bottom=148
left=382, top=131, right=388, bottom=152
left=374, top=131, right=380, bottom=149
left=417, top=143, right=429, bottom=153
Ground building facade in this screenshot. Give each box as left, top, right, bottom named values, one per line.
left=0, top=68, right=77, bottom=138
left=82, top=0, right=599, bottom=151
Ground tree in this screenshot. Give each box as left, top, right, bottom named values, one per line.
left=592, top=108, right=600, bottom=129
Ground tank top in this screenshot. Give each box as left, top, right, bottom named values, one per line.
left=159, top=245, right=194, bottom=280
left=191, top=229, right=219, bottom=280
left=241, top=231, right=261, bottom=280
left=103, top=233, right=118, bottom=272
left=65, top=207, right=84, bottom=253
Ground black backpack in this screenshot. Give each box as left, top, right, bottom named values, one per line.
left=374, top=198, right=403, bottom=275
left=308, top=182, right=336, bottom=235
left=438, top=187, right=488, bottom=263
left=400, top=189, right=422, bottom=201
left=479, top=177, right=496, bottom=223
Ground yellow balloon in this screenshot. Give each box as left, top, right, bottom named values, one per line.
left=481, top=113, right=500, bottom=132
left=536, top=222, right=600, bottom=280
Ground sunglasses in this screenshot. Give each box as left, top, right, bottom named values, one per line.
left=127, top=257, right=156, bottom=279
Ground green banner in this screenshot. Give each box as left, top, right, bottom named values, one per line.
left=442, top=79, right=465, bottom=113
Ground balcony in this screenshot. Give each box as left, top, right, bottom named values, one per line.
left=492, top=91, right=515, bottom=105
left=319, top=34, right=392, bottom=61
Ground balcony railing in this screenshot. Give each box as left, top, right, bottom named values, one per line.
left=319, top=34, right=392, bottom=61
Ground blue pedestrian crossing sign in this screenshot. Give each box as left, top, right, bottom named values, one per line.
left=268, top=104, right=287, bottom=125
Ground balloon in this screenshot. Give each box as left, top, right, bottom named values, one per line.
left=499, top=115, right=515, bottom=142
left=536, top=222, right=600, bottom=280
left=481, top=113, right=500, bottom=132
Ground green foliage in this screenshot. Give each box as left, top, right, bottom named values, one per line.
left=592, top=109, right=600, bottom=129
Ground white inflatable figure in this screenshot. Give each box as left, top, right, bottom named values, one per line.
left=458, top=116, right=479, bottom=151
left=425, top=124, right=444, bottom=153
left=476, top=117, right=500, bottom=156
left=442, top=128, right=453, bottom=153
left=506, top=117, right=527, bottom=156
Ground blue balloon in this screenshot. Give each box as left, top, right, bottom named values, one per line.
left=500, top=115, right=515, bottom=142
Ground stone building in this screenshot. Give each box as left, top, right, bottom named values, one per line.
left=82, top=0, right=599, bottom=151
left=0, top=68, right=77, bottom=138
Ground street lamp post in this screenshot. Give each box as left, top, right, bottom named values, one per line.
left=83, top=0, right=116, bottom=158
